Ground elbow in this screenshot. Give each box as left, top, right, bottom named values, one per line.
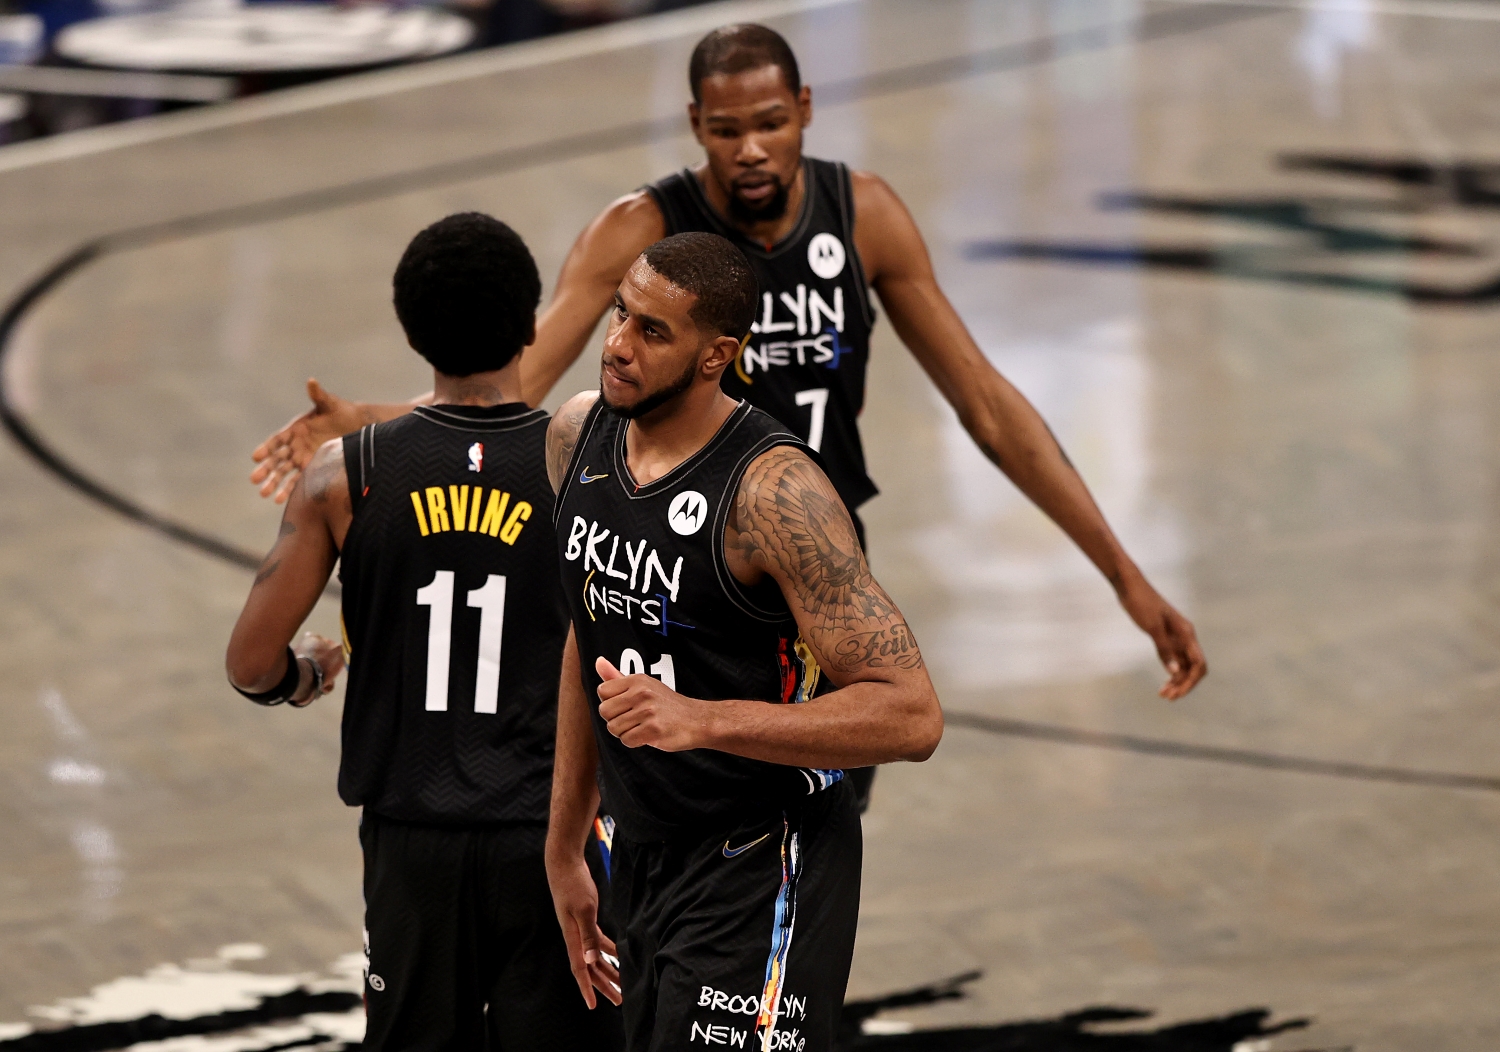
left=900, top=694, right=944, bottom=763
left=225, top=640, right=281, bottom=693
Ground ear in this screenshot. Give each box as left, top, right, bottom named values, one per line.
left=701, top=333, right=744, bottom=381
left=798, top=84, right=812, bottom=129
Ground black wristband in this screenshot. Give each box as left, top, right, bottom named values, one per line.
left=231, top=646, right=301, bottom=706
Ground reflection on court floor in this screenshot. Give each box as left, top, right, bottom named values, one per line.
left=4, top=1, right=1500, bottom=1048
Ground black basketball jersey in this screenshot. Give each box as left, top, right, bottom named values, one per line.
left=645, top=157, right=879, bottom=512
left=336, top=402, right=566, bottom=825
left=554, top=398, right=844, bottom=843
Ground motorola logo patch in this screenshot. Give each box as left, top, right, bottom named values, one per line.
left=807, top=233, right=846, bottom=280
left=668, top=490, right=708, bottom=536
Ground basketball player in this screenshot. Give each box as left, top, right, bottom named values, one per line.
left=225, top=213, right=622, bottom=1052
left=545, top=232, right=941, bottom=1052
left=247, top=24, right=1206, bottom=803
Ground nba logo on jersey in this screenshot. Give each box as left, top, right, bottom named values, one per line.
left=807, top=233, right=846, bottom=280
left=467, top=442, right=483, bottom=472
left=668, top=490, right=708, bottom=536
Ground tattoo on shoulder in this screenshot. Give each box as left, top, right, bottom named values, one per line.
left=733, top=446, right=924, bottom=675
left=547, top=394, right=596, bottom=491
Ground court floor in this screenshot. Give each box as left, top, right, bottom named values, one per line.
left=2, top=0, right=1500, bottom=1047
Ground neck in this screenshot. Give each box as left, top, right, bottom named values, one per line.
left=432, top=360, right=524, bottom=406
left=623, top=382, right=739, bottom=486
left=696, top=160, right=806, bottom=248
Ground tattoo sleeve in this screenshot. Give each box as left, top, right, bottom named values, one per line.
left=731, top=447, right=924, bottom=677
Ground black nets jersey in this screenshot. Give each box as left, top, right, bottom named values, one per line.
left=337, top=402, right=566, bottom=825
left=554, top=398, right=844, bottom=843
left=645, top=157, right=879, bottom=512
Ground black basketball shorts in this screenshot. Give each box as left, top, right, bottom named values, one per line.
left=612, top=781, right=861, bottom=1052
left=359, top=812, right=623, bottom=1052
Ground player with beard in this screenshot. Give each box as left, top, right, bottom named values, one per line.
left=545, top=230, right=943, bottom=1052
left=246, top=24, right=1207, bottom=811
left=225, top=213, right=623, bottom=1052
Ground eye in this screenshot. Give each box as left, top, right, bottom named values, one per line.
left=614, top=303, right=627, bottom=319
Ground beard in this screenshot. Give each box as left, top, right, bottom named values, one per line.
left=727, top=174, right=790, bottom=225
left=600, top=355, right=700, bottom=420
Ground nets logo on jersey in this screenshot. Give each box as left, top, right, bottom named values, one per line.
left=668, top=491, right=708, bottom=536
left=807, top=233, right=846, bottom=279
left=467, top=442, right=483, bottom=472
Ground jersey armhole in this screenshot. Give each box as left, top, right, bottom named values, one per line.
left=551, top=399, right=608, bottom=525
left=343, top=425, right=372, bottom=516
left=834, top=161, right=877, bottom=329
left=641, top=171, right=690, bottom=235
left=710, top=433, right=823, bottom=623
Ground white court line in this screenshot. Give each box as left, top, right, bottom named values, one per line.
left=1163, top=0, right=1500, bottom=22
left=0, top=0, right=861, bottom=176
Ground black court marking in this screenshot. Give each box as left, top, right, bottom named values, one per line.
left=0, top=989, right=361, bottom=1052
left=0, top=1, right=1273, bottom=573
left=0, top=970, right=1324, bottom=1052
left=946, top=710, right=1500, bottom=793
left=969, top=152, right=1500, bottom=302
left=839, top=972, right=1319, bottom=1050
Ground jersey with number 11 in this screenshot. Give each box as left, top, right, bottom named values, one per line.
left=337, top=402, right=566, bottom=825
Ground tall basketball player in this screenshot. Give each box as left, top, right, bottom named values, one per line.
left=225, top=213, right=622, bottom=1052
left=247, top=24, right=1206, bottom=806
left=546, top=232, right=941, bottom=1051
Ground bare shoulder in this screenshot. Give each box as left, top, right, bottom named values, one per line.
left=303, top=437, right=348, bottom=504
left=730, top=444, right=923, bottom=676
left=730, top=445, right=869, bottom=604
left=581, top=190, right=666, bottom=259
left=547, top=390, right=601, bottom=493
left=849, top=169, right=904, bottom=218
left=848, top=170, right=924, bottom=279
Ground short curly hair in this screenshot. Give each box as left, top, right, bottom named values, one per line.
left=689, top=24, right=801, bottom=104
left=392, top=213, right=541, bottom=377
left=641, top=233, right=758, bottom=342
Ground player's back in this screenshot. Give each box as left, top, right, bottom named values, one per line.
left=336, top=402, right=563, bottom=826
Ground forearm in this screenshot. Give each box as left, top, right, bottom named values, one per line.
left=521, top=298, right=607, bottom=407
left=546, top=631, right=603, bottom=865
left=886, top=282, right=1138, bottom=589
left=702, top=680, right=941, bottom=769
left=966, top=377, right=1140, bottom=587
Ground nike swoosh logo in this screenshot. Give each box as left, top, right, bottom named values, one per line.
left=579, top=466, right=609, bottom=484
left=722, top=833, right=771, bottom=858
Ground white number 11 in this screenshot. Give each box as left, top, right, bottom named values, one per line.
left=415, top=570, right=507, bottom=714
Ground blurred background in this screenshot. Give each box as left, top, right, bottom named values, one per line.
left=0, top=0, right=716, bottom=143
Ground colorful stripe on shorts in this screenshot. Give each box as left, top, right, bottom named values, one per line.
left=754, top=817, right=801, bottom=1050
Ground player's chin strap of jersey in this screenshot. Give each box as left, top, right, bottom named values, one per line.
left=230, top=645, right=321, bottom=708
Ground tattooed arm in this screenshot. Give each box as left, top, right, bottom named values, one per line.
left=593, top=446, right=942, bottom=769
left=546, top=390, right=599, bottom=494
left=225, top=439, right=349, bottom=701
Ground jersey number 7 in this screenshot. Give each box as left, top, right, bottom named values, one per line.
left=414, top=570, right=506, bottom=714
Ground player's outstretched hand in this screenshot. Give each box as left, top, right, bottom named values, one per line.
left=289, top=631, right=345, bottom=707
left=250, top=379, right=364, bottom=504
left=596, top=657, right=708, bottom=751
left=546, top=855, right=622, bottom=1008
left=1117, top=577, right=1206, bottom=700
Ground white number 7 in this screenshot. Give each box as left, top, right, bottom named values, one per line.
left=795, top=388, right=828, bottom=452
left=415, top=570, right=507, bottom=714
